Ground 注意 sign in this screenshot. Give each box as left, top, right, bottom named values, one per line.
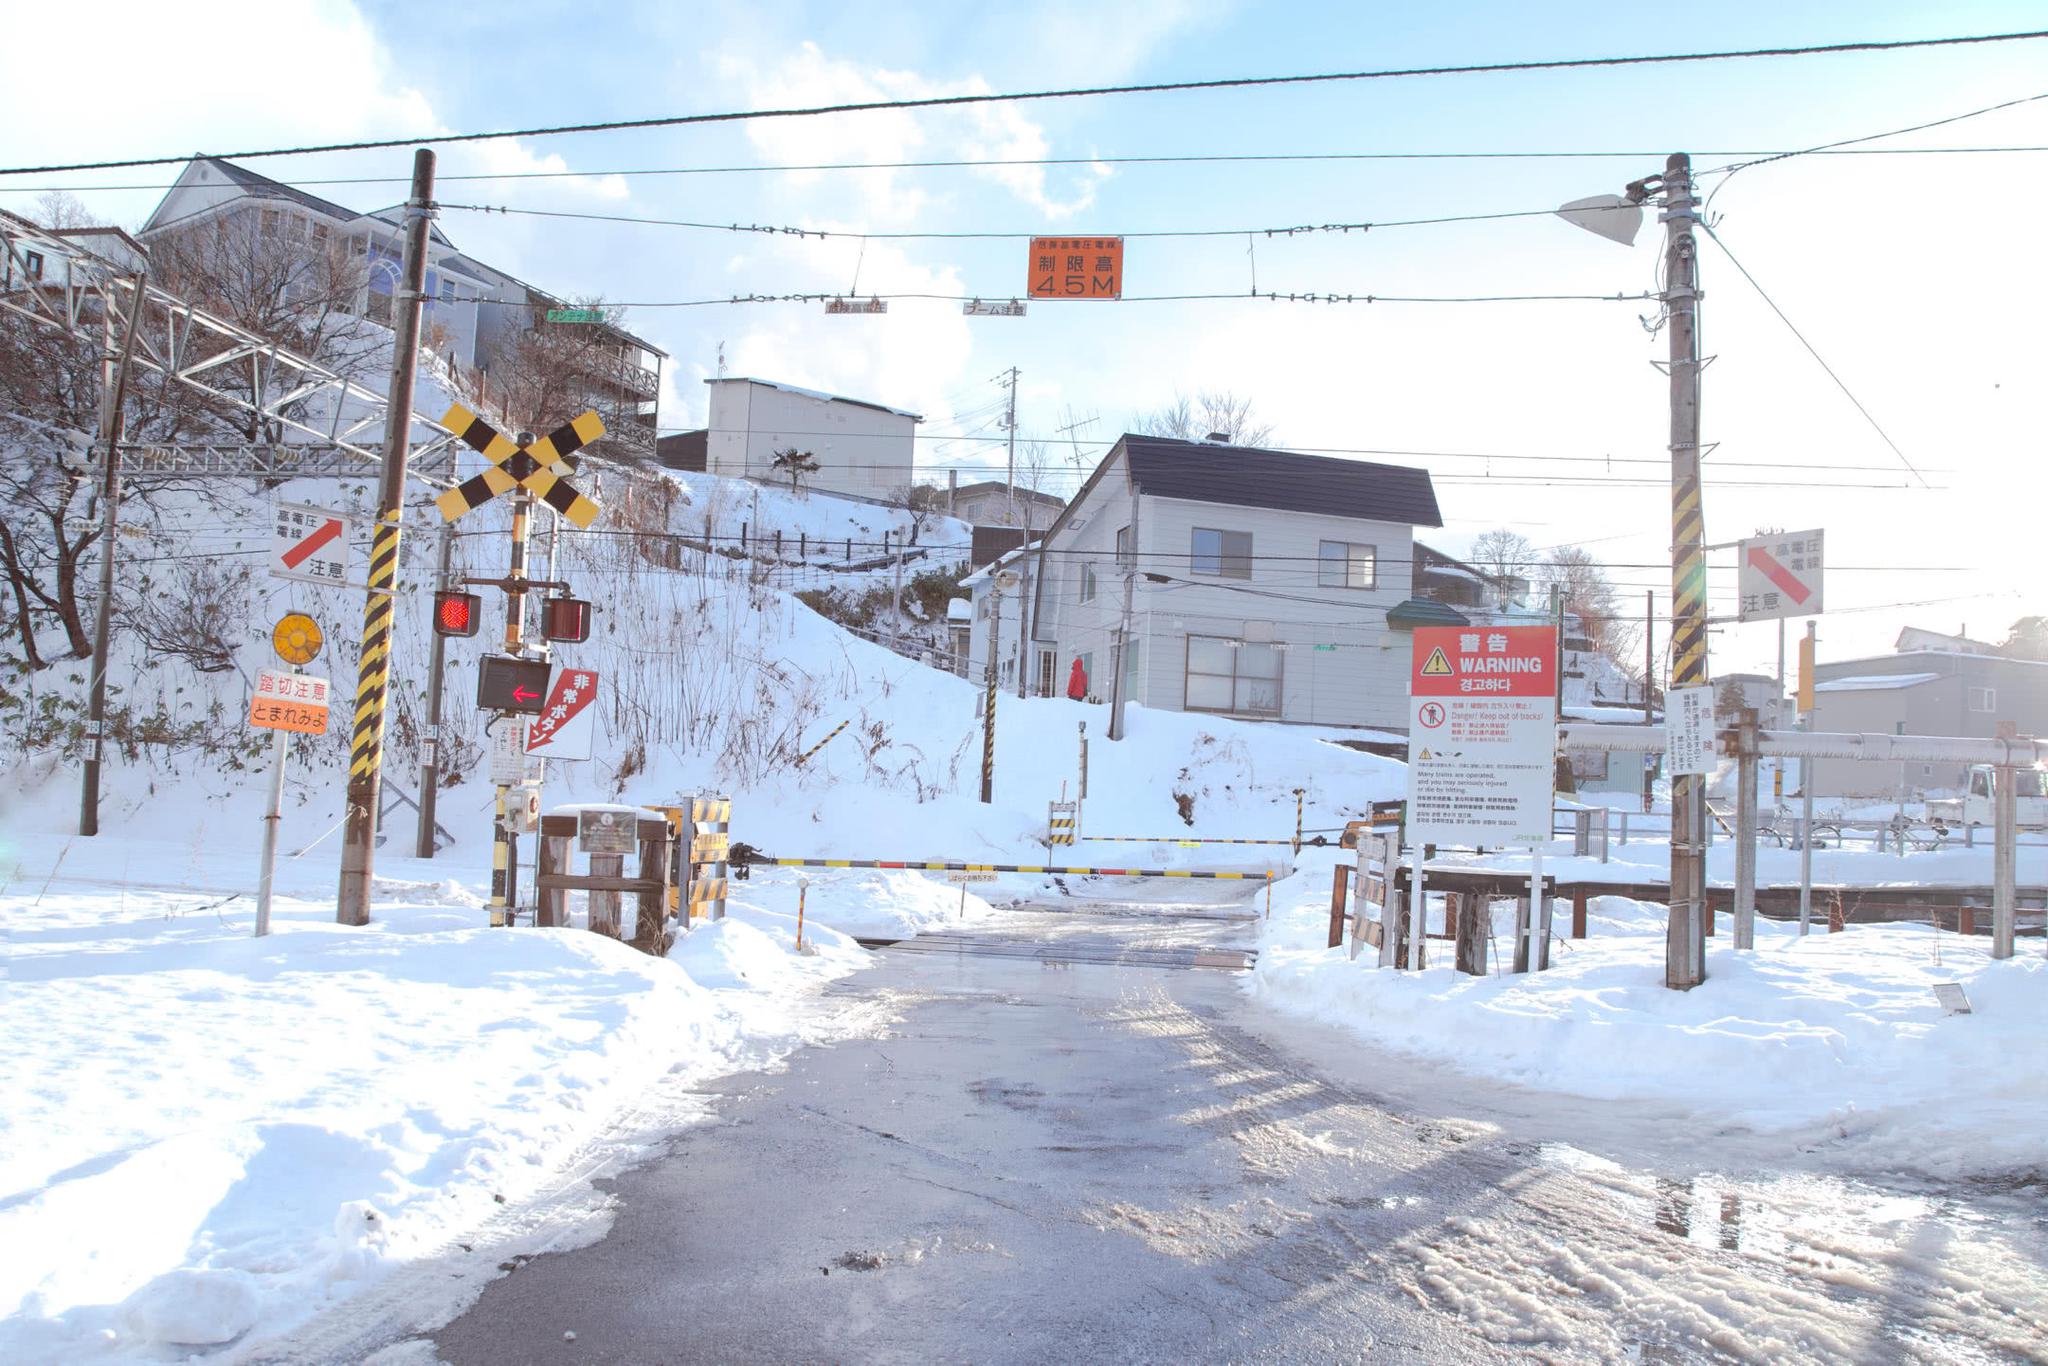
left=1737, top=529, right=1823, bottom=622
left=248, top=669, right=331, bottom=734
left=1028, top=236, right=1123, bottom=298
left=1406, top=626, right=1557, bottom=847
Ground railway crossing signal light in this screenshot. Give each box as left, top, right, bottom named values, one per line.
left=433, top=590, right=482, bottom=637
left=542, top=596, right=592, bottom=644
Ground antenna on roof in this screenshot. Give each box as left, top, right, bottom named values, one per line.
left=716, top=341, right=726, bottom=379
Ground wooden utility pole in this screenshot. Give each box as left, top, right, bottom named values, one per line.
left=78, top=268, right=149, bottom=836
left=338, top=148, right=436, bottom=926
left=1661, top=153, right=1710, bottom=990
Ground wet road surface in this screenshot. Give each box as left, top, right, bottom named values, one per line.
left=430, top=897, right=2048, bottom=1364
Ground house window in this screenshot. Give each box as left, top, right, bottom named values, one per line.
left=22, top=250, right=43, bottom=280
left=1037, top=649, right=1056, bottom=698
left=260, top=208, right=281, bottom=236
left=311, top=221, right=330, bottom=246
left=1184, top=635, right=1283, bottom=717
left=1115, top=524, right=1133, bottom=570
left=1191, top=527, right=1251, bottom=578
left=1968, top=686, right=1996, bottom=713
left=1079, top=562, right=1097, bottom=603
left=1318, top=540, right=1377, bottom=589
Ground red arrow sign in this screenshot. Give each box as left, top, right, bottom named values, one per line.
left=281, top=517, right=342, bottom=569
left=1746, top=546, right=1812, bottom=604
left=511, top=685, right=540, bottom=704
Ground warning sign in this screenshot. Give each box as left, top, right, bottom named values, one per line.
left=1406, top=626, right=1557, bottom=847
left=248, top=669, right=331, bottom=735
left=1028, top=236, right=1123, bottom=299
left=1737, top=529, right=1823, bottom=622
left=525, top=668, right=598, bottom=762
left=270, top=500, right=350, bottom=586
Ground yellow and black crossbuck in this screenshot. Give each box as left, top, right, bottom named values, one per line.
left=433, top=403, right=605, bottom=528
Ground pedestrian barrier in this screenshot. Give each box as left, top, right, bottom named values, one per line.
left=748, top=855, right=1278, bottom=881
left=682, top=795, right=732, bottom=921
left=536, top=810, right=674, bottom=956
left=1047, top=801, right=1078, bottom=847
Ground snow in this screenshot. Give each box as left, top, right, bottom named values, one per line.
left=0, top=836, right=992, bottom=1361
left=1252, top=847, right=2048, bottom=1176
left=1813, top=672, right=1942, bottom=693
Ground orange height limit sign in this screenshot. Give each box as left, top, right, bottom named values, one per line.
left=1029, top=236, right=1123, bottom=299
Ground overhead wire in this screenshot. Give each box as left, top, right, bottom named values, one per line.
left=6, top=28, right=2045, bottom=176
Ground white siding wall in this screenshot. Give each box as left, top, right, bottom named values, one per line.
left=705, top=381, right=915, bottom=500
left=1031, top=455, right=1132, bottom=702
left=1133, top=497, right=1413, bottom=729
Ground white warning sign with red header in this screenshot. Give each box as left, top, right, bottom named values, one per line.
left=1406, top=625, right=1557, bottom=847
left=524, top=667, right=599, bottom=762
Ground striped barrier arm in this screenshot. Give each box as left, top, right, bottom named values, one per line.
left=1080, top=835, right=1321, bottom=846
left=793, top=720, right=849, bottom=767
left=756, top=857, right=1277, bottom=880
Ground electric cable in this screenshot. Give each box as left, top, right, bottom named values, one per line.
left=6, top=29, right=2044, bottom=176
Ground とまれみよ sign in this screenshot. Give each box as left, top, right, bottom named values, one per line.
left=1405, top=626, right=1557, bottom=847
left=248, top=669, right=330, bottom=734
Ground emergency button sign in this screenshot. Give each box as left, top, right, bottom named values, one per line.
left=1406, top=625, right=1557, bottom=847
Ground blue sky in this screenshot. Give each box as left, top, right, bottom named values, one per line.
left=4, top=0, right=2045, bottom=672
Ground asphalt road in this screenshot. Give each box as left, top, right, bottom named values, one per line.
left=430, top=900, right=2048, bottom=1365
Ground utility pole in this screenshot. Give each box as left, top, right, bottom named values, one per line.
left=1732, top=706, right=1759, bottom=949
left=889, top=543, right=903, bottom=653
left=979, top=576, right=1009, bottom=803
left=1660, top=153, right=1710, bottom=991
left=1643, top=589, right=1655, bottom=814
left=415, top=523, right=454, bottom=858
left=1001, top=365, right=1019, bottom=499
left=1798, top=621, right=1816, bottom=934
left=338, top=147, right=436, bottom=926
left=78, top=267, right=149, bottom=837
left=1107, top=480, right=1139, bottom=741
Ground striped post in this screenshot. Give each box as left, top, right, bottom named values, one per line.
left=794, top=718, right=849, bottom=767
left=757, top=857, right=1276, bottom=880
left=1662, top=152, right=1709, bottom=989
left=980, top=589, right=1001, bottom=804
left=1293, top=788, right=1305, bottom=855
left=337, top=149, right=435, bottom=927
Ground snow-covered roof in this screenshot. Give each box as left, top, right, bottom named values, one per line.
left=961, top=542, right=1038, bottom=589
left=1812, top=672, right=1941, bottom=693
left=706, top=376, right=923, bottom=422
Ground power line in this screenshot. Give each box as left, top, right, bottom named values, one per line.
left=1699, top=222, right=1930, bottom=488
left=6, top=29, right=2045, bottom=177
left=599, top=287, right=1654, bottom=309
left=9, top=144, right=2048, bottom=197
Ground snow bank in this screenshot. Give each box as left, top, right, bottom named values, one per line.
left=0, top=880, right=874, bottom=1360
left=1251, top=850, right=2048, bottom=1175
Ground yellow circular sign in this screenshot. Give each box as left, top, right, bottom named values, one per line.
left=273, top=613, right=324, bottom=666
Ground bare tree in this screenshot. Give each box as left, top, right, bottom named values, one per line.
left=1470, top=527, right=1536, bottom=609
left=1543, top=546, right=1638, bottom=660
left=482, top=298, right=642, bottom=450
left=1137, top=389, right=1276, bottom=447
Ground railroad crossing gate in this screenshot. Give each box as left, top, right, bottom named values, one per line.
left=433, top=404, right=606, bottom=528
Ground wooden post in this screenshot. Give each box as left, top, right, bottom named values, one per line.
left=1958, top=904, right=1975, bottom=936
left=1512, top=896, right=1531, bottom=974
left=1327, top=865, right=1350, bottom=948
left=589, top=853, right=624, bottom=938
left=537, top=815, right=574, bottom=928
left=1571, top=887, right=1589, bottom=939
left=1454, top=892, right=1488, bottom=976
left=632, top=817, right=672, bottom=955
left=1379, top=883, right=1406, bottom=968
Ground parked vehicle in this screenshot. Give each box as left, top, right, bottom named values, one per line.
left=1927, top=764, right=2048, bottom=830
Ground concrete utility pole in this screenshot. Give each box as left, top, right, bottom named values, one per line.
left=1106, top=477, right=1139, bottom=741
left=78, top=267, right=149, bottom=837
left=415, top=523, right=454, bottom=858
left=1001, top=365, right=1019, bottom=499
left=1660, top=153, right=1711, bottom=991
left=980, top=581, right=1004, bottom=803
left=338, top=147, right=436, bottom=926
left=1732, top=706, right=1759, bottom=949
left=1798, top=621, right=1815, bottom=934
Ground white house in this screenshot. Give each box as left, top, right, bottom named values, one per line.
left=1022, top=433, right=1444, bottom=728
left=961, top=543, right=1040, bottom=691
left=136, top=157, right=665, bottom=457
left=704, top=377, right=919, bottom=502
left=949, top=479, right=1067, bottom=531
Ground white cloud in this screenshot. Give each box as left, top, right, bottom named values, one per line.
left=716, top=44, right=1109, bottom=223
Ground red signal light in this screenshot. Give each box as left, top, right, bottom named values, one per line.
left=542, top=596, right=592, bottom=644
left=433, top=590, right=482, bottom=637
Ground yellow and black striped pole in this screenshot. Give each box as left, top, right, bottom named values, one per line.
left=980, top=587, right=1001, bottom=804
left=1661, top=153, right=1709, bottom=989
left=338, top=148, right=436, bottom=927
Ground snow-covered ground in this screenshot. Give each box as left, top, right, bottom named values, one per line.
left=0, top=832, right=997, bottom=1361
left=1252, top=846, right=2048, bottom=1177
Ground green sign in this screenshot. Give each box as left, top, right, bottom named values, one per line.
left=545, top=307, right=605, bottom=324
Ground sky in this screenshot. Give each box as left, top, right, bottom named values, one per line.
left=3, top=0, right=2044, bottom=678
